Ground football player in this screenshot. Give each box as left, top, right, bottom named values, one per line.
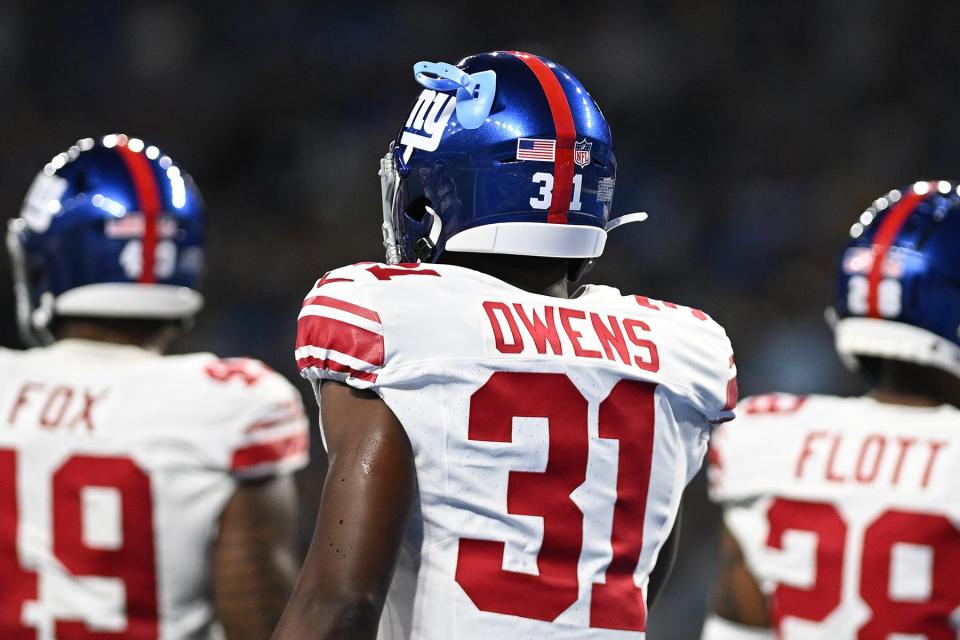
left=703, top=181, right=960, bottom=639
left=1, top=135, right=309, bottom=639
left=274, top=52, right=737, bottom=640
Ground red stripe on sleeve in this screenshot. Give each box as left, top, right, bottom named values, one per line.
left=296, top=315, right=384, bottom=367
left=866, top=185, right=930, bottom=318
left=724, top=355, right=739, bottom=412
left=295, top=355, right=379, bottom=383
left=302, top=295, right=381, bottom=323
left=231, top=431, right=309, bottom=471
left=511, top=51, right=576, bottom=225
left=116, top=144, right=163, bottom=284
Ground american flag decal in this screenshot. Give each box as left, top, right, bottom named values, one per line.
left=516, top=138, right=556, bottom=162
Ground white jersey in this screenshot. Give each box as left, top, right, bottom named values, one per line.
left=0, top=340, right=309, bottom=640
left=709, top=393, right=960, bottom=638
left=295, top=262, right=736, bottom=640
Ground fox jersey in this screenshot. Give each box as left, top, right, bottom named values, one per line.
left=709, top=393, right=960, bottom=638
left=0, top=340, right=309, bottom=640
left=295, top=262, right=737, bottom=640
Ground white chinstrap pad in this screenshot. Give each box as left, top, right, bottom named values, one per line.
left=444, top=222, right=607, bottom=258
left=834, top=317, right=960, bottom=379
left=55, top=283, right=204, bottom=319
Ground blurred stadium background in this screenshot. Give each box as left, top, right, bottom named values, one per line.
left=2, top=2, right=959, bottom=636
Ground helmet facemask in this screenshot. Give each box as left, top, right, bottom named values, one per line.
left=6, top=218, right=54, bottom=346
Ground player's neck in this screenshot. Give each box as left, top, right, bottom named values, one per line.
left=438, top=252, right=571, bottom=298
left=868, top=389, right=945, bottom=407
left=868, top=362, right=960, bottom=409
left=55, top=319, right=178, bottom=354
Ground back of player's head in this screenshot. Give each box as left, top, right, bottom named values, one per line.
left=7, top=134, right=205, bottom=345
left=380, top=51, right=640, bottom=269
left=832, top=180, right=960, bottom=380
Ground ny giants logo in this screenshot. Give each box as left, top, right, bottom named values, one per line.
left=399, top=89, right=457, bottom=163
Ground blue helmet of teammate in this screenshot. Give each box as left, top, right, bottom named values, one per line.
left=6, top=134, right=205, bottom=345
left=832, top=180, right=960, bottom=379
left=380, top=51, right=640, bottom=266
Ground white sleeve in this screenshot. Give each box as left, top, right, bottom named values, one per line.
left=214, top=362, right=311, bottom=480
left=701, top=615, right=774, bottom=640
left=670, top=313, right=738, bottom=426
left=295, top=265, right=385, bottom=394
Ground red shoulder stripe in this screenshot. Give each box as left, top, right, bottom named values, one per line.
left=245, top=410, right=306, bottom=434
left=303, top=295, right=381, bottom=323
left=231, top=431, right=308, bottom=471
left=296, top=316, right=384, bottom=367
left=724, top=355, right=738, bottom=411
left=295, top=354, right=378, bottom=383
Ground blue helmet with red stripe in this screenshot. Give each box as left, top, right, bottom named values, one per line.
left=380, top=51, right=633, bottom=266
left=6, top=134, right=205, bottom=345
left=832, top=180, right=960, bottom=379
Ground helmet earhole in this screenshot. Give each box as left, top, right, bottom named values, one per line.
left=405, top=196, right=433, bottom=222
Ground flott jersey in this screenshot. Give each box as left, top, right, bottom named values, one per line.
left=295, top=262, right=737, bottom=639
left=0, top=340, right=309, bottom=639
left=709, top=393, right=960, bottom=638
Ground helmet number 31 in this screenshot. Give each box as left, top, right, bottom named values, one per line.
left=530, top=173, right=583, bottom=212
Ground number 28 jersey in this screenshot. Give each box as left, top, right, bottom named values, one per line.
left=0, top=340, right=309, bottom=639
left=295, top=262, right=737, bottom=639
left=708, top=394, right=960, bottom=638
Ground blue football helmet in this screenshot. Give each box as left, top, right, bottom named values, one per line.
left=380, top=51, right=643, bottom=266
left=832, top=180, right=960, bottom=379
left=6, top=134, right=205, bottom=345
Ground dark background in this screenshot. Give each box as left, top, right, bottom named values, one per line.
left=2, top=1, right=958, bottom=636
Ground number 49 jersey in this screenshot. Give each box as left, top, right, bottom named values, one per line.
left=708, top=394, right=960, bottom=638
left=0, top=340, right=309, bottom=640
left=295, top=262, right=737, bottom=639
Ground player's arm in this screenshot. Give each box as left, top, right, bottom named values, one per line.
left=701, top=523, right=773, bottom=640
left=647, top=508, right=681, bottom=608
left=272, top=381, right=416, bottom=640
left=213, top=475, right=301, bottom=640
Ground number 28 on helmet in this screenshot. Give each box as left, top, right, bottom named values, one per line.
left=379, top=51, right=645, bottom=268
left=6, top=135, right=205, bottom=345
left=832, top=180, right=960, bottom=379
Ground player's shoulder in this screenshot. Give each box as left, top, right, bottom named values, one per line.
left=713, top=394, right=843, bottom=457
left=709, top=394, right=897, bottom=503
left=168, top=352, right=298, bottom=399
left=586, top=287, right=737, bottom=422
left=297, top=261, right=456, bottom=319
left=304, top=262, right=451, bottom=293
left=0, top=345, right=23, bottom=380
left=294, top=261, right=485, bottom=388
left=0, top=345, right=20, bottom=364
left=733, top=392, right=857, bottom=425
left=154, top=352, right=309, bottom=475
left=591, top=288, right=731, bottom=349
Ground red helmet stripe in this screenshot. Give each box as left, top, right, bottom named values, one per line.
left=116, top=144, right=162, bottom=284
left=866, top=184, right=931, bottom=318
left=510, top=51, right=576, bottom=224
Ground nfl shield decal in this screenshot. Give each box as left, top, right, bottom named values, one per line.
left=574, top=139, right=592, bottom=168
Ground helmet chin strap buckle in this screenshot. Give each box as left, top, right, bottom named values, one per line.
left=413, top=206, right=443, bottom=262
left=413, top=61, right=496, bottom=130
